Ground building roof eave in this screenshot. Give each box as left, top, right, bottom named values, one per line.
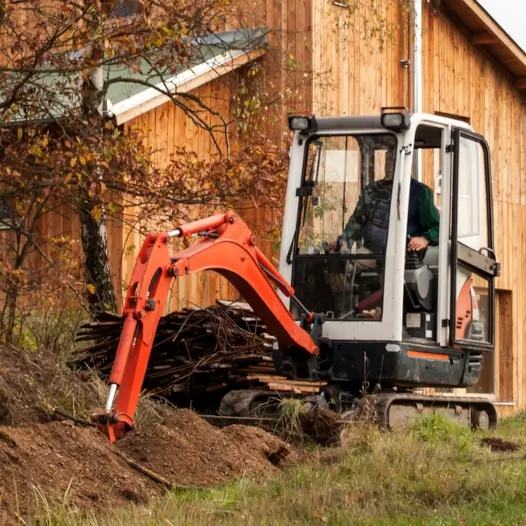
left=443, top=0, right=526, bottom=88
left=110, top=48, right=266, bottom=126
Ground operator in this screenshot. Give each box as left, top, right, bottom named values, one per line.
left=334, top=144, right=440, bottom=260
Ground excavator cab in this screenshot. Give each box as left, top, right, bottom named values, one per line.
left=279, top=108, right=500, bottom=393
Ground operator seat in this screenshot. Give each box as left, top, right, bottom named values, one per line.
left=422, top=246, right=439, bottom=274
left=404, top=247, right=435, bottom=313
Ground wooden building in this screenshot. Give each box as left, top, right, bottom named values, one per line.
left=2, top=0, right=526, bottom=415
left=307, top=0, right=526, bottom=416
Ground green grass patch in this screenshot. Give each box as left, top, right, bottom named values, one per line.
left=33, top=411, right=526, bottom=526
left=409, top=412, right=476, bottom=452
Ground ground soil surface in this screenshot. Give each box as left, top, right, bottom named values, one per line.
left=0, top=345, right=296, bottom=524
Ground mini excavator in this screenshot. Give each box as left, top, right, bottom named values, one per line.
left=92, top=108, right=501, bottom=442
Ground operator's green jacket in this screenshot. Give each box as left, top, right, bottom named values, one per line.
left=338, top=179, right=440, bottom=251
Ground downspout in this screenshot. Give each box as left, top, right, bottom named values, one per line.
left=413, top=0, right=423, bottom=182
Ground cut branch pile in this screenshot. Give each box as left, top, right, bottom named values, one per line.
left=72, top=300, right=324, bottom=405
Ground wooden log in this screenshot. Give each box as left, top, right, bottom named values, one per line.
left=112, top=449, right=182, bottom=489
left=73, top=302, right=278, bottom=402
left=267, top=383, right=321, bottom=393
left=251, top=376, right=328, bottom=387
left=245, top=374, right=289, bottom=382
left=205, top=382, right=229, bottom=392
left=216, top=299, right=254, bottom=311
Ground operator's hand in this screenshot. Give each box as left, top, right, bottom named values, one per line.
left=327, top=241, right=340, bottom=253
left=408, top=236, right=429, bottom=252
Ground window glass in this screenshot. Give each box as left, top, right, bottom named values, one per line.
left=456, top=277, right=491, bottom=345
left=297, top=137, right=360, bottom=254
left=292, top=134, right=397, bottom=321
left=297, top=134, right=396, bottom=255
left=466, top=287, right=495, bottom=394
left=102, top=0, right=142, bottom=18
left=453, top=135, right=493, bottom=347
left=419, top=146, right=442, bottom=209
left=457, top=138, right=488, bottom=248
left=0, top=200, right=20, bottom=230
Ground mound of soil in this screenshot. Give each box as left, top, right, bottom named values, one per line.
left=118, top=410, right=297, bottom=487
left=0, top=344, right=100, bottom=426
left=0, top=422, right=161, bottom=524
left=0, top=344, right=297, bottom=523
left=299, top=408, right=342, bottom=446
left=0, top=409, right=296, bottom=524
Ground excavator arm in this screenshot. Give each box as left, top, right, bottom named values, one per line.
left=92, top=210, right=318, bottom=442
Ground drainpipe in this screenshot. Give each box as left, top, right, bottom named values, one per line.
left=413, top=0, right=423, bottom=182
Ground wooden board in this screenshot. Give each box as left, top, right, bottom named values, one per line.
left=266, top=383, right=321, bottom=394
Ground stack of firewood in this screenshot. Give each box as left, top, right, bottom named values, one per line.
left=72, top=300, right=327, bottom=404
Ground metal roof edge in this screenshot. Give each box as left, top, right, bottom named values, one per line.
left=111, top=48, right=266, bottom=125
left=184, top=26, right=269, bottom=50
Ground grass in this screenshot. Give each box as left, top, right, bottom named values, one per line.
left=29, top=411, right=526, bottom=526
left=275, top=397, right=309, bottom=441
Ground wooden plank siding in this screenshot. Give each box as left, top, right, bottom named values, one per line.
left=423, top=5, right=526, bottom=413
left=312, top=1, right=406, bottom=117
left=121, top=74, right=238, bottom=313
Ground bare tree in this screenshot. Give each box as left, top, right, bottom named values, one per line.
left=0, top=0, right=291, bottom=327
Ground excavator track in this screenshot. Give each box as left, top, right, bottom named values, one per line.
left=349, top=392, right=498, bottom=430
left=201, top=389, right=497, bottom=432
left=201, top=389, right=320, bottom=430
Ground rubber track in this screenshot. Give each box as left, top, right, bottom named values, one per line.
left=370, top=392, right=498, bottom=429
left=218, top=389, right=498, bottom=430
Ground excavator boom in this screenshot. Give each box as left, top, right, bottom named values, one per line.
left=93, top=210, right=318, bottom=442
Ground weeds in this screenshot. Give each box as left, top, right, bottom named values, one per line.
left=409, top=412, right=476, bottom=453
left=495, top=410, right=526, bottom=441
left=275, top=397, right=308, bottom=441
left=30, top=479, right=78, bottom=526
left=134, top=391, right=176, bottom=428
left=2, top=299, right=89, bottom=356
left=21, top=306, right=88, bottom=357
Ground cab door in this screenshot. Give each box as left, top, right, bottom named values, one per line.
left=449, top=129, right=499, bottom=350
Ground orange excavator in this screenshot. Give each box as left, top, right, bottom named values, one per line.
left=92, top=211, right=320, bottom=441
left=93, top=109, right=500, bottom=441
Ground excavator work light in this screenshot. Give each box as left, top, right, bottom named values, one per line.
left=288, top=114, right=317, bottom=133
left=381, top=107, right=410, bottom=132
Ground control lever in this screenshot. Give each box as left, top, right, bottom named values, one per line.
left=406, top=234, right=424, bottom=267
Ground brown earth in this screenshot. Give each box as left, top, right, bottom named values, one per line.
left=0, top=422, right=161, bottom=524
left=480, top=436, right=521, bottom=453
left=0, top=345, right=297, bottom=524
left=0, top=344, right=102, bottom=426
left=118, top=411, right=298, bottom=487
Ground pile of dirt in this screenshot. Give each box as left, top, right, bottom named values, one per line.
left=0, top=408, right=296, bottom=523
left=299, top=408, right=342, bottom=446
left=480, top=437, right=521, bottom=453
left=0, top=422, right=161, bottom=524
left=118, top=410, right=297, bottom=487
left=0, top=344, right=298, bottom=523
left=0, top=344, right=101, bottom=426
